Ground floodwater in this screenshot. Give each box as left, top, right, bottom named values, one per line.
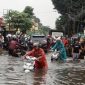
left=0, top=51, right=85, bottom=85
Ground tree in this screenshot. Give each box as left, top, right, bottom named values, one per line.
left=4, top=10, right=20, bottom=30
left=4, top=6, right=34, bottom=32
left=51, top=0, right=85, bottom=35
left=4, top=6, right=50, bottom=35
left=23, top=6, right=34, bottom=18
left=41, top=26, right=51, bottom=35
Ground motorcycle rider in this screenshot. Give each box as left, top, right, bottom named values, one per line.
left=8, top=35, right=19, bottom=57
left=52, top=37, right=67, bottom=62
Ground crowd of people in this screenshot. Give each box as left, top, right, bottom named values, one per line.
left=46, top=34, right=85, bottom=62
left=52, top=35, right=85, bottom=61
left=0, top=31, right=85, bottom=69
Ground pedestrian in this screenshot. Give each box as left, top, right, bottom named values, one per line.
left=23, top=42, right=48, bottom=70
left=52, top=37, right=67, bottom=62
left=47, top=35, right=52, bottom=51
left=79, top=38, right=85, bottom=59
left=62, top=37, right=69, bottom=47
left=8, top=36, right=19, bottom=57
left=0, top=33, right=4, bottom=54
left=72, top=39, right=81, bottom=61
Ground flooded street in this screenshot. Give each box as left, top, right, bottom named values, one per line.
left=0, top=51, right=85, bottom=85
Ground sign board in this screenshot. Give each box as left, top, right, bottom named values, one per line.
left=84, top=29, right=85, bottom=35
left=52, top=32, right=63, bottom=38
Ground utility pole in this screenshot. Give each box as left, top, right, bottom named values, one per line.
left=8, top=10, right=11, bottom=31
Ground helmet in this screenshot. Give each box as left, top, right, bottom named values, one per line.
left=56, top=37, right=61, bottom=41
left=6, top=34, right=12, bottom=37
left=12, top=35, right=16, bottom=38
left=33, top=42, right=40, bottom=48
left=47, top=35, right=51, bottom=38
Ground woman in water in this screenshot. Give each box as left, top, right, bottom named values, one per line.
left=23, top=42, right=48, bottom=69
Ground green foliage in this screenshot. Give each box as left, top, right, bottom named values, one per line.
left=23, top=6, right=34, bottom=18
left=33, top=16, right=40, bottom=23
left=4, top=6, right=51, bottom=35
left=52, top=0, right=85, bottom=15
left=26, top=26, right=50, bottom=36
left=41, top=26, right=51, bottom=35
left=4, top=6, right=34, bottom=31
left=52, top=0, right=85, bottom=35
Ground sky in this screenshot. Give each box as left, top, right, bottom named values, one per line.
left=0, top=0, right=60, bottom=29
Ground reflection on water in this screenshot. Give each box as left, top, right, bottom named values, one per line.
left=47, top=60, right=85, bottom=85
left=53, top=68, right=85, bottom=85
left=33, top=69, right=47, bottom=85
left=0, top=53, right=85, bottom=85
left=4, top=55, right=26, bottom=85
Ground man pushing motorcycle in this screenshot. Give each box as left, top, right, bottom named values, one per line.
left=22, top=42, right=48, bottom=70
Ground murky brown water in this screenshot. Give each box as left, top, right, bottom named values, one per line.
left=0, top=51, right=85, bottom=85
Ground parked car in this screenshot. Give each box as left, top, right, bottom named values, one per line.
left=30, top=34, right=48, bottom=52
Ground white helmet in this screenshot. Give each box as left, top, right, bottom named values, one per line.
left=6, top=34, right=12, bottom=37
left=33, top=42, right=40, bottom=48
left=12, top=35, right=16, bottom=38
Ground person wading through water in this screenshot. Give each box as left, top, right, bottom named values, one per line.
left=23, top=42, right=48, bottom=70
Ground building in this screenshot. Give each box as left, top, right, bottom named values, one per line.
left=31, top=19, right=39, bottom=31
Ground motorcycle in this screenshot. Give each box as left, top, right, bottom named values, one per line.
left=51, top=50, right=60, bottom=61
left=23, top=56, right=36, bottom=73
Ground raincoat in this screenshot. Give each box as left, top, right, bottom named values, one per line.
left=52, top=40, right=67, bottom=62
left=26, top=48, right=48, bottom=69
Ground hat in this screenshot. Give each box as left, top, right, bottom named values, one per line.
left=47, top=35, right=51, bottom=37
left=6, top=34, right=12, bottom=37
left=12, top=35, right=16, bottom=38
left=56, top=37, right=61, bottom=41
